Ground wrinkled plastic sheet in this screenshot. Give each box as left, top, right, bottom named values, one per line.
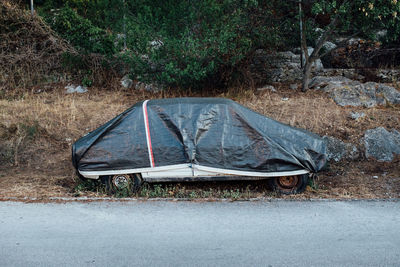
left=72, top=98, right=327, bottom=174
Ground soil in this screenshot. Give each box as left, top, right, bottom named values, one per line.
left=0, top=83, right=399, bottom=200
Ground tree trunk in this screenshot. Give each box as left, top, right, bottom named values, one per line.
left=30, top=0, right=34, bottom=16
left=300, top=0, right=349, bottom=92
left=302, top=61, right=313, bottom=92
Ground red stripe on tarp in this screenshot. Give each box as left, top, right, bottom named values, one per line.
left=143, top=101, right=155, bottom=167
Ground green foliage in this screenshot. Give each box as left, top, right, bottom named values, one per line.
left=306, top=0, right=400, bottom=44
left=19, top=122, right=39, bottom=140
left=36, top=0, right=400, bottom=88
left=82, top=71, right=93, bottom=87
left=44, top=5, right=115, bottom=54
left=74, top=177, right=104, bottom=196
left=120, top=0, right=280, bottom=88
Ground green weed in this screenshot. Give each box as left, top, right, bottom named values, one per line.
left=73, top=177, right=104, bottom=196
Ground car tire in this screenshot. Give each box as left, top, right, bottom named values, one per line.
left=102, top=174, right=143, bottom=195
left=268, top=174, right=309, bottom=195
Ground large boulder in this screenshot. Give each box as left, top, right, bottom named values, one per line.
left=323, top=136, right=359, bottom=162
left=363, top=127, right=400, bottom=162
left=310, top=76, right=400, bottom=107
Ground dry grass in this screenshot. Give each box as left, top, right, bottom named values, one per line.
left=0, top=1, right=119, bottom=90
left=0, top=0, right=74, bottom=89
left=0, top=84, right=399, bottom=199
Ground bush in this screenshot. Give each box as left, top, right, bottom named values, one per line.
left=120, top=0, right=280, bottom=88
left=44, top=6, right=115, bottom=55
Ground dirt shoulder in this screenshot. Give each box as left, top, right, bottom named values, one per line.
left=0, top=84, right=399, bottom=200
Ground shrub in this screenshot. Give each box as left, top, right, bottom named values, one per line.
left=120, top=0, right=280, bottom=88
left=44, top=6, right=115, bottom=55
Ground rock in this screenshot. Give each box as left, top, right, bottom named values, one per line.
left=293, top=47, right=324, bottom=70
left=374, top=83, right=400, bottom=104
left=250, top=50, right=303, bottom=83
left=303, top=48, right=324, bottom=70
left=65, top=85, right=88, bottom=94
left=149, top=40, right=163, bottom=49
left=363, top=127, right=400, bottom=162
left=289, top=84, right=298, bottom=90
left=323, top=136, right=359, bottom=162
left=375, top=30, right=387, bottom=40
left=322, top=41, right=337, bottom=52
left=330, top=84, right=381, bottom=107
left=135, top=81, right=163, bottom=92
left=314, top=27, right=337, bottom=52
left=347, top=38, right=362, bottom=45
left=309, top=76, right=354, bottom=89
left=319, top=69, right=365, bottom=81
left=349, top=112, right=365, bottom=120
left=314, top=27, right=324, bottom=36
left=257, top=85, right=276, bottom=92
left=309, top=76, right=400, bottom=107
left=120, top=74, right=133, bottom=88
left=375, top=69, right=400, bottom=83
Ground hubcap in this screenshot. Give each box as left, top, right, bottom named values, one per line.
left=112, top=175, right=130, bottom=189
left=277, top=176, right=299, bottom=189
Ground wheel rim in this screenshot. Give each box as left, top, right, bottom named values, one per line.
left=112, top=175, right=130, bottom=189
left=276, top=176, right=299, bottom=190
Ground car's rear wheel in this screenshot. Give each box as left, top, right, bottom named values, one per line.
left=102, top=174, right=143, bottom=195
left=268, top=174, right=309, bottom=194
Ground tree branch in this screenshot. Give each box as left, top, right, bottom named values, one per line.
left=307, top=0, right=350, bottom=63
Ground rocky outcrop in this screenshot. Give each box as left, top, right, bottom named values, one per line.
left=323, top=128, right=400, bottom=163
left=250, top=48, right=323, bottom=83
left=363, top=127, right=400, bottom=162
left=249, top=46, right=400, bottom=85
left=309, top=76, right=400, bottom=107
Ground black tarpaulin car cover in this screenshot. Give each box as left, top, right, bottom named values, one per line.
left=72, top=98, right=326, bottom=174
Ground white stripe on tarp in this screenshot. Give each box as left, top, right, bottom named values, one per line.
left=142, top=100, right=155, bottom=168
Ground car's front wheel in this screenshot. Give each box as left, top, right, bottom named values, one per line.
left=101, top=174, right=143, bottom=196
left=268, top=174, right=309, bottom=195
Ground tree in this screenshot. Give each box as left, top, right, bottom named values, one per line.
left=300, top=0, right=400, bottom=91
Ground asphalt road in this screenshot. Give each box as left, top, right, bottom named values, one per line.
left=0, top=200, right=399, bottom=267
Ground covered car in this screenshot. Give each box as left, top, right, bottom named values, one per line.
left=72, top=98, right=326, bottom=194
